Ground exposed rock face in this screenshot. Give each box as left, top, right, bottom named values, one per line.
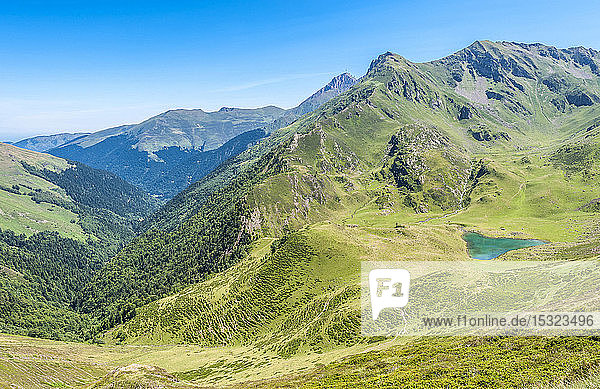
left=567, top=92, right=595, bottom=107
left=468, top=128, right=511, bottom=142
left=470, top=128, right=492, bottom=141
left=391, top=71, right=429, bottom=102
left=542, top=76, right=564, bottom=93
left=292, top=72, right=357, bottom=116
left=324, top=72, right=357, bottom=91
left=458, top=106, right=472, bottom=120
left=429, top=40, right=600, bottom=123
left=367, top=51, right=396, bottom=74
left=542, top=76, right=597, bottom=107
left=485, top=90, right=504, bottom=100
left=377, top=125, right=473, bottom=212
left=568, top=46, right=600, bottom=76
left=551, top=98, right=567, bottom=112
left=439, top=41, right=535, bottom=93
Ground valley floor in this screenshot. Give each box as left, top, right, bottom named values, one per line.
left=4, top=333, right=600, bottom=388
left=0, top=333, right=399, bottom=388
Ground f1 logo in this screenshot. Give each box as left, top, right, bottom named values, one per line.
left=369, top=269, right=410, bottom=320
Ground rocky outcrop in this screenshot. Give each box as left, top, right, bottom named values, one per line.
left=485, top=90, right=504, bottom=100
left=291, top=73, right=357, bottom=116
left=568, top=46, right=600, bottom=76
left=576, top=198, right=600, bottom=212
left=89, top=364, right=179, bottom=388
left=377, top=125, right=473, bottom=211
left=458, top=106, right=473, bottom=120
left=542, top=76, right=564, bottom=93
left=566, top=92, right=595, bottom=107
left=468, top=128, right=511, bottom=142
left=446, top=41, right=535, bottom=87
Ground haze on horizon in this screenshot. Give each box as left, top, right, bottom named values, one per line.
left=1, top=0, right=599, bottom=141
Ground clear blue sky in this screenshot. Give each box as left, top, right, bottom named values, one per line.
left=1, top=0, right=599, bottom=141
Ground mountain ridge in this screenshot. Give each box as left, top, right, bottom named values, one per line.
left=43, top=73, right=357, bottom=198
left=12, top=132, right=91, bottom=153
left=50, top=74, right=358, bottom=154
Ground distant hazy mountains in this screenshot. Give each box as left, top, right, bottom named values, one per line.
left=12, top=132, right=90, bottom=153
left=14, top=73, right=356, bottom=199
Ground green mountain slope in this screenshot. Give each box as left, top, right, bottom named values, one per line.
left=0, top=143, right=160, bottom=340
left=5, top=331, right=600, bottom=389
left=0, top=143, right=84, bottom=237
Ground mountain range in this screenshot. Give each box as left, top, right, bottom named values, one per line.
left=3, top=41, right=600, bottom=387
left=13, top=73, right=357, bottom=199
left=12, top=132, right=91, bottom=153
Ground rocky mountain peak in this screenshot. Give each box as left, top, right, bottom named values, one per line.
left=367, top=51, right=403, bottom=73
left=323, top=72, right=357, bottom=92
left=291, top=72, right=358, bottom=116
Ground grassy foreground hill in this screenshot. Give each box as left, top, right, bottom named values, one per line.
left=3, top=332, right=600, bottom=388
left=5, top=41, right=600, bottom=387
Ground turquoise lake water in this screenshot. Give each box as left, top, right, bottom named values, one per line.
left=463, top=232, right=547, bottom=260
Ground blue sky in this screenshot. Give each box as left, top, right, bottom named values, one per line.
left=1, top=0, right=599, bottom=141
